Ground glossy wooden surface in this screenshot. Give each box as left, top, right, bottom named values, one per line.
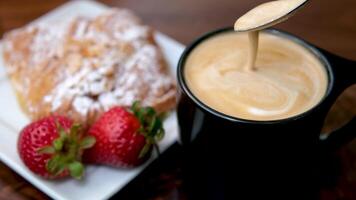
left=0, top=0, right=355, bottom=199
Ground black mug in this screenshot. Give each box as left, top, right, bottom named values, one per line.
left=177, top=28, right=356, bottom=200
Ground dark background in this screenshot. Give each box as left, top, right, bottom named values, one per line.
left=0, top=0, right=355, bottom=199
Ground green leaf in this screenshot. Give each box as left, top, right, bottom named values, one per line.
left=53, top=161, right=66, bottom=176
left=68, top=161, right=84, bottom=179
left=149, top=117, right=163, bottom=138
left=145, top=107, right=155, bottom=117
left=131, top=101, right=140, bottom=114
left=46, top=155, right=61, bottom=174
left=148, top=117, right=157, bottom=133
left=53, top=138, right=64, bottom=151
left=57, top=124, right=67, bottom=138
left=155, top=128, right=165, bottom=141
left=80, top=136, right=96, bottom=149
left=70, top=124, right=81, bottom=138
left=37, top=146, right=55, bottom=154
left=139, top=142, right=151, bottom=158
left=136, top=109, right=145, bottom=124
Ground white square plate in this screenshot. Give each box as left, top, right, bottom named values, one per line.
left=0, top=1, right=184, bottom=200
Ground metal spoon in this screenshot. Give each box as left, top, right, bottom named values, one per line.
left=234, top=0, right=309, bottom=32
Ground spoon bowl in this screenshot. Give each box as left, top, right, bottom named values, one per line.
left=234, top=0, right=309, bottom=32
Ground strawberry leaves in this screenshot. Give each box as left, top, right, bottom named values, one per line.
left=68, top=161, right=84, bottom=179
left=131, top=101, right=165, bottom=158
left=80, top=137, right=97, bottom=149
left=37, top=146, right=56, bottom=154
left=37, top=123, right=96, bottom=179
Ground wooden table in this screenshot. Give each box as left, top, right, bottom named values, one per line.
left=0, top=0, right=355, bottom=199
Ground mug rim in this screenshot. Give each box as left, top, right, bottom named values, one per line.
left=177, top=27, right=334, bottom=125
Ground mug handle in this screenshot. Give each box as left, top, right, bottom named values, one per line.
left=318, top=49, right=356, bottom=151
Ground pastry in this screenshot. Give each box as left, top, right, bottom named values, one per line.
left=2, top=8, right=177, bottom=126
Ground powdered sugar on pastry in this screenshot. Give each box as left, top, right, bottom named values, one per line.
left=30, top=22, right=69, bottom=65
left=3, top=8, right=177, bottom=126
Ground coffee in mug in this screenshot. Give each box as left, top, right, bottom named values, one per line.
left=184, top=31, right=328, bottom=121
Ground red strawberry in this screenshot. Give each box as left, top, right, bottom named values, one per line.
left=18, top=116, right=95, bottom=179
left=84, top=102, right=165, bottom=167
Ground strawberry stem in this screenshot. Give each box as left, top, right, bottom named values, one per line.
left=153, top=143, right=160, bottom=156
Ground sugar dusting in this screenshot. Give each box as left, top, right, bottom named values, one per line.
left=2, top=8, right=176, bottom=124
left=40, top=9, right=176, bottom=118
left=30, top=22, right=69, bottom=65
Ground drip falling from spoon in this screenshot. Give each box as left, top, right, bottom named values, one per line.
left=234, top=0, right=308, bottom=71
left=246, top=31, right=259, bottom=71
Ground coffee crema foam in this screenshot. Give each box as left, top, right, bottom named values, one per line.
left=184, top=32, right=328, bottom=120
